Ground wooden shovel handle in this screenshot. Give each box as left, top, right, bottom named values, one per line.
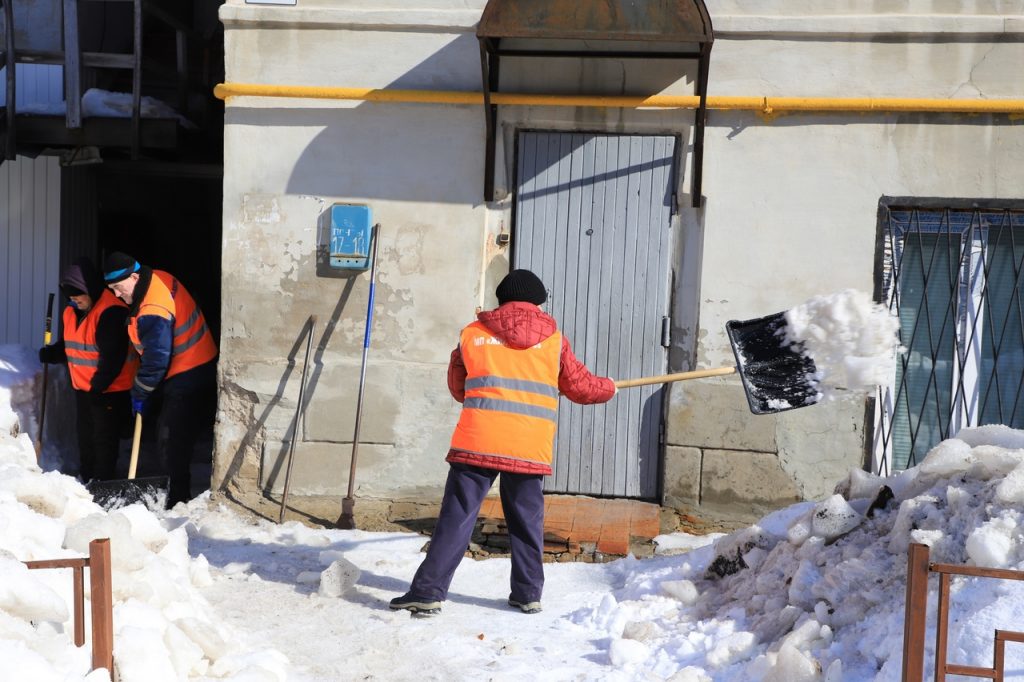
left=614, top=366, right=737, bottom=389
left=127, top=413, right=142, bottom=480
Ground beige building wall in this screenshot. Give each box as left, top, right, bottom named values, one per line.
left=216, top=0, right=1024, bottom=519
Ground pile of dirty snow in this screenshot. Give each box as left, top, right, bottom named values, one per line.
left=573, top=424, right=1024, bottom=681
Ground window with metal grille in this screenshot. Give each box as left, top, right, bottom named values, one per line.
left=873, top=198, right=1024, bottom=475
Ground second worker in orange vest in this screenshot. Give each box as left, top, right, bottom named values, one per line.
left=38, top=257, right=137, bottom=482
left=104, top=251, right=218, bottom=507
left=390, top=269, right=616, bottom=616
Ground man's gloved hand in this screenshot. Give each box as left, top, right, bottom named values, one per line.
left=131, top=397, right=147, bottom=416
left=38, top=345, right=62, bottom=364
left=609, top=378, right=618, bottom=396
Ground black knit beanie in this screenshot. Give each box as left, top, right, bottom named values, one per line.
left=496, top=269, right=547, bottom=306
left=103, top=252, right=141, bottom=284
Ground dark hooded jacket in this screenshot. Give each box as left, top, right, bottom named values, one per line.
left=45, top=258, right=132, bottom=393
left=445, top=301, right=615, bottom=474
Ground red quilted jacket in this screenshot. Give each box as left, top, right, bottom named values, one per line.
left=446, top=301, right=616, bottom=474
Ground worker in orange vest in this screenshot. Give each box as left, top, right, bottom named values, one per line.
left=38, top=257, right=137, bottom=482
left=390, top=269, right=616, bottom=616
left=103, top=252, right=218, bottom=507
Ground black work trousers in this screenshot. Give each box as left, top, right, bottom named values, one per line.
left=74, top=389, right=129, bottom=482
left=149, top=360, right=217, bottom=506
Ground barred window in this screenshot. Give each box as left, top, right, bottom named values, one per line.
left=873, top=199, right=1024, bottom=475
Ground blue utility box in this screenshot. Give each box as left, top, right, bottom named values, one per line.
left=327, top=204, right=373, bottom=271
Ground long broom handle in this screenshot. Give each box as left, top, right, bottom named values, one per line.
left=344, top=225, right=380, bottom=505
left=127, top=413, right=143, bottom=480
left=613, top=366, right=737, bottom=389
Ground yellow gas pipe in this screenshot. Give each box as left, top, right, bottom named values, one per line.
left=213, top=83, right=1024, bottom=115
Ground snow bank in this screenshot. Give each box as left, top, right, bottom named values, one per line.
left=575, top=428, right=1024, bottom=680
left=0, top=348, right=292, bottom=681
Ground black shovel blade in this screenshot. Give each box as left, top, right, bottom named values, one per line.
left=726, top=312, right=821, bottom=415
left=87, top=476, right=170, bottom=512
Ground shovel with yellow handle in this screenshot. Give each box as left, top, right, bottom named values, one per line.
left=87, top=413, right=171, bottom=511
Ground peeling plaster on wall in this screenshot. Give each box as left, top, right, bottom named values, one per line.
left=212, top=378, right=266, bottom=493
left=241, top=194, right=282, bottom=225
left=393, top=224, right=428, bottom=276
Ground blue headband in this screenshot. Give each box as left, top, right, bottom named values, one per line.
left=104, top=261, right=140, bottom=282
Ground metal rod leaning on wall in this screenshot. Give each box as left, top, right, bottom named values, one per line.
left=279, top=314, right=318, bottom=524
left=338, top=224, right=381, bottom=530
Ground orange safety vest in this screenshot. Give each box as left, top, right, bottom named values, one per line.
left=128, top=270, right=218, bottom=383
left=449, top=321, right=562, bottom=470
left=63, top=290, right=137, bottom=392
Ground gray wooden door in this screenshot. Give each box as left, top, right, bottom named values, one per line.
left=513, top=131, right=675, bottom=499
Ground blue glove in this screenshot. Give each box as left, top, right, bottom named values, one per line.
left=131, top=397, right=147, bottom=416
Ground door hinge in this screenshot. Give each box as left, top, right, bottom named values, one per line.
left=661, top=316, right=671, bottom=347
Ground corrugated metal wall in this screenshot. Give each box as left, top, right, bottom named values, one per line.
left=514, top=131, right=676, bottom=499
left=0, top=64, right=64, bottom=108
left=1, top=157, right=62, bottom=347
left=1, top=64, right=65, bottom=348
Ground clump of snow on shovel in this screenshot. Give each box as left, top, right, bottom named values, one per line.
left=782, top=289, right=901, bottom=399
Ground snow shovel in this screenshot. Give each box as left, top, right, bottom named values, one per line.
left=612, top=311, right=820, bottom=415
left=87, top=413, right=170, bottom=510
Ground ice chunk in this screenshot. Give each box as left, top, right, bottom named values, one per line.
left=919, top=439, right=973, bottom=477
left=764, top=642, right=820, bottom=682
left=706, top=631, right=757, bottom=668
left=995, top=464, right=1024, bottom=505
left=0, top=558, right=69, bottom=622
left=661, top=579, right=699, bottom=605
left=834, top=467, right=883, bottom=501
left=810, top=495, right=863, bottom=542
left=956, top=424, right=1024, bottom=450
left=965, top=518, right=1016, bottom=568
left=318, top=557, right=361, bottom=597
left=608, top=638, right=649, bottom=666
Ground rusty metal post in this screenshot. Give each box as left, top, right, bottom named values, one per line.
left=903, top=543, right=931, bottom=682
left=72, top=565, right=85, bottom=647
left=88, top=539, right=113, bottom=673
left=934, top=573, right=951, bottom=681
left=994, top=631, right=1005, bottom=682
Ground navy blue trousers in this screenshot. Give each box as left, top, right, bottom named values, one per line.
left=408, top=462, right=545, bottom=603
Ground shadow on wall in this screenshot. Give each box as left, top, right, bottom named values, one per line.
left=227, top=31, right=696, bottom=204
left=217, top=278, right=358, bottom=499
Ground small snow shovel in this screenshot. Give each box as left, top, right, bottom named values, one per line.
left=613, top=311, right=819, bottom=415
left=87, top=413, right=170, bottom=511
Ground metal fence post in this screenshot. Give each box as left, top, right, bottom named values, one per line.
left=903, top=542, right=930, bottom=682
left=88, top=539, right=114, bottom=672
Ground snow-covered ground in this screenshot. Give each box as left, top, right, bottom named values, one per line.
left=3, top=291, right=1024, bottom=682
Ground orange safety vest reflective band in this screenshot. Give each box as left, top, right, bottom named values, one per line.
left=128, top=270, right=217, bottom=389
left=63, top=291, right=138, bottom=392
left=449, top=322, right=562, bottom=470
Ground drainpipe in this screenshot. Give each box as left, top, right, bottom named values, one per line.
left=213, top=83, right=1024, bottom=115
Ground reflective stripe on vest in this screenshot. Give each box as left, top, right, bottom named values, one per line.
left=63, top=291, right=137, bottom=392
left=449, top=322, right=561, bottom=468
left=128, top=270, right=217, bottom=381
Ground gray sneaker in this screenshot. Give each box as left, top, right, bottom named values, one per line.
left=389, top=593, right=443, bottom=615
left=508, top=598, right=542, bottom=614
